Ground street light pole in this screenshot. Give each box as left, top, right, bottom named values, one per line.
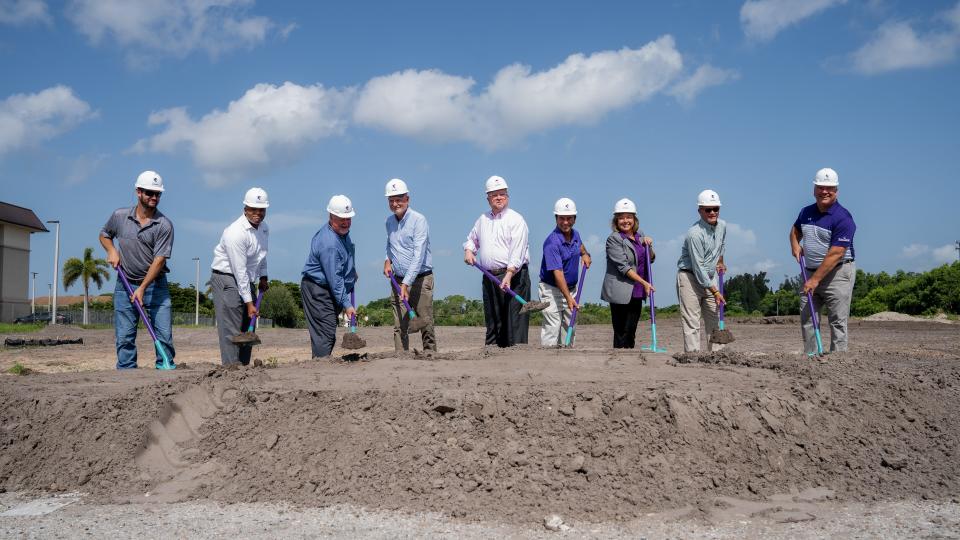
left=48, top=284, right=52, bottom=314
left=46, top=220, right=60, bottom=324
left=193, top=257, right=200, bottom=325
left=31, top=272, right=38, bottom=314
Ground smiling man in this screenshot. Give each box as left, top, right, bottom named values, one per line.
left=383, top=178, right=436, bottom=353
left=210, top=187, right=270, bottom=366
left=538, top=197, right=591, bottom=347
left=676, top=189, right=727, bottom=353
left=790, top=167, right=857, bottom=354
left=99, top=170, right=175, bottom=369
left=301, top=195, right=358, bottom=358
left=463, top=175, right=531, bottom=347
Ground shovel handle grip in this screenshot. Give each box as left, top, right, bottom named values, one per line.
left=387, top=272, right=416, bottom=315
left=246, top=290, right=264, bottom=332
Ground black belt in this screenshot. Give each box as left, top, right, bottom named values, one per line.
left=394, top=270, right=432, bottom=282
left=488, top=264, right=527, bottom=276
left=212, top=269, right=235, bottom=278
left=679, top=268, right=693, bottom=274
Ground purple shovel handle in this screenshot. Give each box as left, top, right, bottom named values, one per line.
left=246, top=290, right=264, bottom=332
left=799, top=257, right=821, bottom=332
left=116, top=266, right=159, bottom=342
left=643, top=243, right=657, bottom=324
left=568, top=263, right=588, bottom=328
left=718, top=269, right=726, bottom=322
left=388, top=272, right=415, bottom=313
left=472, top=262, right=524, bottom=301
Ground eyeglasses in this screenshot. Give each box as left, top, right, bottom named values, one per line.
left=139, top=189, right=162, bottom=198
left=701, top=207, right=720, bottom=214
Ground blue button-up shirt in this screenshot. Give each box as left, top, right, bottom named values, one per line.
left=539, top=227, right=582, bottom=288
left=385, top=208, right=432, bottom=287
left=302, top=224, right=357, bottom=309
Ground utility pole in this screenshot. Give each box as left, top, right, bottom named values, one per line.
left=46, top=220, right=60, bottom=324
left=47, top=284, right=52, bottom=314
left=31, top=272, right=38, bottom=314
left=193, top=257, right=200, bottom=325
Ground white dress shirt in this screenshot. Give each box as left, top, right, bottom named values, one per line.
left=463, top=207, right=530, bottom=271
left=211, top=215, right=269, bottom=303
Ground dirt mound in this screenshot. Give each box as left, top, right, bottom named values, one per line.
left=864, top=311, right=953, bottom=323
left=2, top=337, right=959, bottom=525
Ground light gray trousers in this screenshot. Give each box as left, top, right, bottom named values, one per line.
left=800, top=262, right=856, bottom=354
left=211, top=272, right=254, bottom=366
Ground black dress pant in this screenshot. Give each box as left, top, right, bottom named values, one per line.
left=610, top=297, right=645, bottom=348
left=481, top=265, right=530, bottom=347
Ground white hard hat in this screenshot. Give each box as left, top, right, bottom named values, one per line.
left=613, top=198, right=636, bottom=214
left=697, top=189, right=722, bottom=207
left=485, top=175, right=508, bottom=193
left=813, top=167, right=839, bottom=187
left=243, top=187, right=269, bottom=208
left=384, top=178, right=409, bottom=197
left=135, top=170, right=164, bottom=192
left=554, top=197, right=577, bottom=216
left=327, top=194, right=355, bottom=218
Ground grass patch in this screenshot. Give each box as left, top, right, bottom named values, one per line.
left=6, top=363, right=32, bottom=375
left=0, top=322, right=45, bottom=333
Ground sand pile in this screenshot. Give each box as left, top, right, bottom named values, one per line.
left=864, top=311, right=953, bottom=323
left=2, top=342, right=959, bottom=524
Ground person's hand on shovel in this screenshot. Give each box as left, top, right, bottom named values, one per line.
left=463, top=249, right=476, bottom=266
left=399, top=283, right=410, bottom=303
left=344, top=305, right=357, bottom=321
left=131, top=285, right=146, bottom=306
left=711, top=288, right=726, bottom=306
left=565, top=293, right=579, bottom=311
left=500, top=268, right=514, bottom=292
left=246, top=301, right=258, bottom=319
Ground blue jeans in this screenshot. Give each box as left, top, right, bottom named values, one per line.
left=114, top=275, right=175, bottom=369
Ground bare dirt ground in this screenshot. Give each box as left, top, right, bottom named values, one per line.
left=1, top=318, right=959, bottom=537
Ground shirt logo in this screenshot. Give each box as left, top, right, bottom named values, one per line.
left=838, top=236, right=850, bottom=242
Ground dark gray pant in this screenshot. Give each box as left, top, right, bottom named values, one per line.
left=300, top=277, right=340, bottom=358
left=481, top=265, right=530, bottom=347
left=211, top=272, right=253, bottom=366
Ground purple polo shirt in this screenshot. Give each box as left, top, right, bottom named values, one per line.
left=793, top=201, right=856, bottom=268
left=539, top=227, right=582, bottom=288
left=621, top=232, right=650, bottom=299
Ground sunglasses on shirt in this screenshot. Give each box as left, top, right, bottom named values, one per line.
left=700, top=207, right=720, bottom=214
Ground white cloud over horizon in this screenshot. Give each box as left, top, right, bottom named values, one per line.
left=354, top=36, right=687, bottom=148
left=132, top=82, right=354, bottom=186
left=668, top=64, right=741, bottom=103
left=900, top=242, right=957, bottom=264
left=66, top=0, right=282, bottom=65
left=0, top=85, right=96, bottom=155
left=740, top=0, right=846, bottom=42
left=132, top=37, right=736, bottom=184
left=849, top=2, right=960, bottom=75
left=0, top=0, right=51, bottom=25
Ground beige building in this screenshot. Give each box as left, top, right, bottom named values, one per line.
left=0, top=201, right=48, bottom=322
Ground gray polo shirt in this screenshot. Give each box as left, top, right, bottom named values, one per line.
left=100, top=206, right=174, bottom=281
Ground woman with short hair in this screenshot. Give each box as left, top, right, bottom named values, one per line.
left=600, top=198, right=655, bottom=348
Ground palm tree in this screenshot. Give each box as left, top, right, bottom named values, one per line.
left=63, top=247, right=111, bottom=325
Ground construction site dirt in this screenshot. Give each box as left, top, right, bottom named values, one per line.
left=1, top=319, right=958, bottom=536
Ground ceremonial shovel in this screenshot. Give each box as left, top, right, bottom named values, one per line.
left=472, top=262, right=549, bottom=313
left=387, top=272, right=428, bottom=333
left=116, top=266, right=175, bottom=370
left=230, top=290, right=264, bottom=346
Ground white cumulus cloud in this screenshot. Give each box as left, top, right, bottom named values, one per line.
left=668, top=64, right=741, bottom=104
left=933, top=244, right=957, bottom=263
left=132, top=82, right=354, bottom=186
left=740, top=0, right=846, bottom=42
left=901, top=243, right=931, bottom=258
left=0, top=85, right=96, bottom=155
left=354, top=36, right=688, bottom=148
left=849, top=2, right=960, bottom=75
left=0, top=0, right=51, bottom=25
left=66, top=0, right=281, bottom=64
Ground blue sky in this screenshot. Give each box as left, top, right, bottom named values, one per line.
left=2, top=0, right=958, bottom=307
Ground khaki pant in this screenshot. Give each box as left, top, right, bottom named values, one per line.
left=676, top=270, right=725, bottom=353
left=390, top=273, right=437, bottom=352
left=539, top=281, right=575, bottom=347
